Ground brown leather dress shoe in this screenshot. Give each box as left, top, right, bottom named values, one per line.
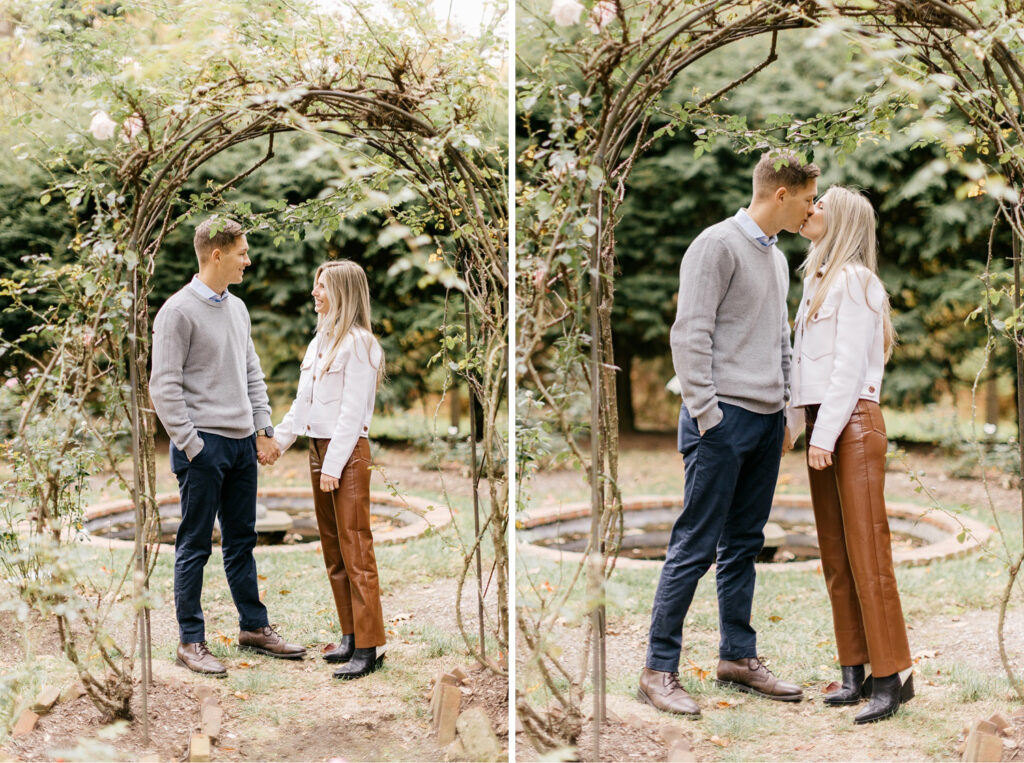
left=176, top=641, right=227, bottom=677
left=637, top=667, right=701, bottom=716
left=238, top=625, right=307, bottom=660
left=716, top=657, right=803, bottom=701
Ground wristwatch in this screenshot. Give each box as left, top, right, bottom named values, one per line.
left=256, top=426, right=274, bottom=438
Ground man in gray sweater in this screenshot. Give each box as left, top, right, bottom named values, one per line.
left=638, top=152, right=819, bottom=715
left=150, top=217, right=305, bottom=676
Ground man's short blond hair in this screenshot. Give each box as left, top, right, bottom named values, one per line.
left=753, top=151, right=821, bottom=198
left=193, top=217, right=244, bottom=263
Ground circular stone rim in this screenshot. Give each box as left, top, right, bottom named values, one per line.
left=84, top=488, right=451, bottom=554
left=517, top=493, right=992, bottom=571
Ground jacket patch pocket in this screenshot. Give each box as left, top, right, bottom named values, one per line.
left=801, top=302, right=837, bottom=361
left=314, top=356, right=345, bottom=404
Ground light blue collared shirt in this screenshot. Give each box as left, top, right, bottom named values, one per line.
left=734, top=209, right=778, bottom=248
left=189, top=275, right=229, bottom=303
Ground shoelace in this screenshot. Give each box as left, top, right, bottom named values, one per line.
left=666, top=672, right=685, bottom=691
left=750, top=656, right=775, bottom=676
left=196, top=641, right=215, bottom=658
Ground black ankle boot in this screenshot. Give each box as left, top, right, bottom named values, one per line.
left=323, top=634, right=354, bottom=664
left=823, top=665, right=869, bottom=706
left=854, top=673, right=914, bottom=724
left=332, top=647, right=385, bottom=680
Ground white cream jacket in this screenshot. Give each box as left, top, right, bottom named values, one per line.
left=790, top=264, right=887, bottom=452
left=274, top=327, right=382, bottom=478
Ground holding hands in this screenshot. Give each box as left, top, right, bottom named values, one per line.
left=256, top=435, right=281, bottom=466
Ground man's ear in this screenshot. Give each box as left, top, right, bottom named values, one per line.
left=209, top=247, right=222, bottom=264
left=774, top=186, right=788, bottom=205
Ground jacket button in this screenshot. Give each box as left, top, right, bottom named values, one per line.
left=868, top=386, right=876, bottom=393
left=813, top=312, right=818, bottom=319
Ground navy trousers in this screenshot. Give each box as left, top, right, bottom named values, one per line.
left=171, top=432, right=269, bottom=643
left=645, top=402, right=784, bottom=672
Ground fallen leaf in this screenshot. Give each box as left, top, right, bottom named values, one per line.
left=768, top=615, right=783, bottom=623
left=710, top=736, right=730, bottom=748
left=279, top=589, right=291, bottom=595
left=257, top=574, right=267, bottom=581
left=824, top=681, right=842, bottom=693
left=214, top=632, right=232, bottom=646
left=683, top=659, right=710, bottom=681
left=913, top=649, right=938, bottom=662
left=237, top=662, right=253, bottom=669
left=390, top=613, right=413, bottom=622
left=233, top=691, right=249, bottom=700
left=716, top=699, right=739, bottom=709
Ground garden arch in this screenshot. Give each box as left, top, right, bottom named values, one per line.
left=3, top=0, right=507, bottom=732
left=517, top=0, right=1024, bottom=753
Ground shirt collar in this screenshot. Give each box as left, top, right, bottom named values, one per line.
left=190, top=275, right=229, bottom=302
left=735, top=209, right=778, bottom=248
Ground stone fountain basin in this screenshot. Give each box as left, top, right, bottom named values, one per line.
left=517, top=494, right=992, bottom=572
left=84, top=487, right=451, bottom=554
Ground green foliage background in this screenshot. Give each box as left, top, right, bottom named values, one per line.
left=0, top=133, right=450, bottom=414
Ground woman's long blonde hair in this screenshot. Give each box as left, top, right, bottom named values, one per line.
left=800, top=186, right=896, bottom=361
left=315, top=260, right=383, bottom=381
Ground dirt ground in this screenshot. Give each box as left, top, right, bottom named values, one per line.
left=1, top=444, right=509, bottom=763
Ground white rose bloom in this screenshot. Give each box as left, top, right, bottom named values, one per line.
left=551, top=0, right=584, bottom=27
left=89, top=111, right=117, bottom=140
left=123, top=115, right=144, bottom=141
left=586, top=0, right=616, bottom=32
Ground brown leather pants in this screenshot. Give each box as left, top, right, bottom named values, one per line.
left=805, top=400, right=911, bottom=678
left=309, top=437, right=386, bottom=648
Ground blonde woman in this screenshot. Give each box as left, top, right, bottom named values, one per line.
left=273, top=260, right=386, bottom=680
left=791, top=186, right=912, bottom=724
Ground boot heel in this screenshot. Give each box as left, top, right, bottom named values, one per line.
left=900, top=674, right=914, bottom=703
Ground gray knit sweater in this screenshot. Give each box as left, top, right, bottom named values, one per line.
left=670, top=217, right=792, bottom=432
left=150, top=286, right=272, bottom=459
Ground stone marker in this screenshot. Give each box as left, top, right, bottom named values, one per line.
left=988, top=711, right=1011, bottom=734
left=450, top=665, right=469, bottom=684
left=31, top=686, right=61, bottom=714
left=59, top=683, right=86, bottom=704
left=189, top=733, right=211, bottom=763
left=201, top=704, right=223, bottom=741
left=440, top=672, right=459, bottom=686
left=456, top=707, right=501, bottom=763
left=667, top=740, right=697, bottom=763
left=11, top=709, right=39, bottom=737
left=435, top=683, right=462, bottom=746
left=195, top=685, right=217, bottom=704
left=975, top=720, right=999, bottom=737
left=430, top=672, right=460, bottom=720
left=964, top=721, right=1004, bottom=762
